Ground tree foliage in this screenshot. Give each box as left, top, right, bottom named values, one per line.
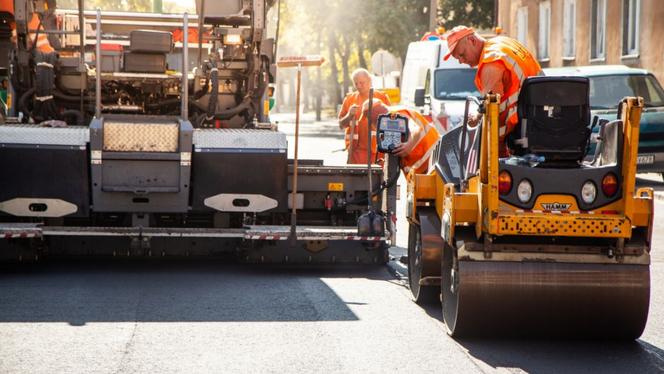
left=366, top=0, right=429, bottom=59
left=437, top=0, right=495, bottom=30
left=276, top=0, right=432, bottom=112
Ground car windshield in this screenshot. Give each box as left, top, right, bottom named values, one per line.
left=589, top=74, right=664, bottom=110
left=434, top=69, right=480, bottom=100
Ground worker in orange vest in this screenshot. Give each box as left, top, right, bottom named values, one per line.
left=444, top=26, right=541, bottom=157
left=359, top=99, right=439, bottom=177
left=338, top=68, right=391, bottom=165
left=0, top=1, right=54, bottom=53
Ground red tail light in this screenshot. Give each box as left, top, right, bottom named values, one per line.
left=499, top=171, right=512, bottom=195
left=602, top=173, right=618, bottom=197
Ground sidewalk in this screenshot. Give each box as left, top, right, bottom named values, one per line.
left=636, top=173, right=664, bottom=201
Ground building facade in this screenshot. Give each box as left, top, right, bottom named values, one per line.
left=497, top=0, right=664, bottom=82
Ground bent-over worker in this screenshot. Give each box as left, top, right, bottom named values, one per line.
left=444, top=26, right=542, bottom=157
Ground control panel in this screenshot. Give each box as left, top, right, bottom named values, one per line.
left=376, top=113, right=409, bottom=153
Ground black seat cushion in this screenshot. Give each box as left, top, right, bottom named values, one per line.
left=510, top=76, right=591, bottom=161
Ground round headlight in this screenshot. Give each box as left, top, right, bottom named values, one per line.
left=517, top=179, right=533, bottom=204
left=581, top=181, right=597, bottom=205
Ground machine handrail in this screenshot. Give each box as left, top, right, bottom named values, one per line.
left=181, top=12, right=189, bottom=121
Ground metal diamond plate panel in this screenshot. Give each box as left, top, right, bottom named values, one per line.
left=193, top=129, right=287, bottom=150
left=104, top=122, right=179, bottom=152
left=0, top=125, right=89, bottom=146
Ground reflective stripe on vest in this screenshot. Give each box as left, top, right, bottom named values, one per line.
left=476, top=37, right=542, bottom=139
left=10, top=14, right=54, bottom=53
left=344, top=132, right=376, bottom=141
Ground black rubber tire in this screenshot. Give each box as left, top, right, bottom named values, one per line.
left=441, top=242, right=461, bottom=336
left=408, top=221, right=439, bottom=304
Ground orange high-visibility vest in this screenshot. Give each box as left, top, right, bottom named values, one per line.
left=475, top=37, right=541, bottom=141
left=342, top=90, right=391, bottom=152
left=6, top=4, right=55, bottom=53
left=389, top=106, right=440, bottom=175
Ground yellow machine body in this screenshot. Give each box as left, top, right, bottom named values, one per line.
left=407, top=94, right=653, bottom=338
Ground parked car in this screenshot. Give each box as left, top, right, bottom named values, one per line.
left=400, top=37, right=479, bottom=135
left=544, top=65, right=664, bottom=177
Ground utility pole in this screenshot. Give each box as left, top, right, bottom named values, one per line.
left=153, top=0, right=163, bottom=13
left=494, top=0, right=499, bottom=28
left=430, top=0, right=437, bottom=31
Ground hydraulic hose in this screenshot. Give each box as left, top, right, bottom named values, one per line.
left=18, top=87, right=36, bottom=117
left=203, top=67, right=219, bottom=125
left=61, top=109, right=85, bottom=126
left=188, top=100, right=206, bottom=113
left=53, top=90, right=93, bottom=102
left=194, top=95, right=252, bottom=126
left=232, top=51, right=254, bottom=79
left=145, top=98, right=181, bottom=108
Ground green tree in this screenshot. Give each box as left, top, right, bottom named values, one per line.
left=276, top=0, right=439, bottom=113
left=437, top=0, right=495, bottom=29
left=366, top=0, right=429, bottom=59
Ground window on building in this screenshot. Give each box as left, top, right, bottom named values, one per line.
left=623, top=0, right=641, bottom=55
left=591, top=0, right=606, bottom=59
left=517, top=7, right=528, bottom=46
left=538, top=2, right=551, bottom=60
left=563, top=0, right=576, bottom=58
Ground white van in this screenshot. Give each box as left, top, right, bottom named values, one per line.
left=400, top=39, right=479, bottom=134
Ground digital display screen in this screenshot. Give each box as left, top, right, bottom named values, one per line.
left=386, top=119, right=402, bottom=130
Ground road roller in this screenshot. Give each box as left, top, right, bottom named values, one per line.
left=406, top=76, right=653, bottom=338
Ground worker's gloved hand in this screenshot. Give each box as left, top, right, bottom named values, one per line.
left=348, top=104, right=359, bottom=116
left=393, top=139, right=415, bottom=157
left=467, top=112, right=482, bottom=128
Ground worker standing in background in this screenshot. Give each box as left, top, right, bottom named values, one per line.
left=359, top=99, right=439, bottom=177
left=338, top=68, right=391, bottom=165
left=0, top=0, right=54, bottom=53
left=444, top=26, right=541, bottom=157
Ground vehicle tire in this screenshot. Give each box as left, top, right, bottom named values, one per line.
left=407, top=220, right=439, bottom=304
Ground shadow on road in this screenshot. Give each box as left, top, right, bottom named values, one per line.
left=456, top=337, right=664, bottom=374
left=0, top=261, right=394, bottom=325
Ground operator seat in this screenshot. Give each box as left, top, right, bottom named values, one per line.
left=197, top=0, right=250, bottom=26
left=508, top=76, right=591, bottom=161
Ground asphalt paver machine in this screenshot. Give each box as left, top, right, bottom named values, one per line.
left=0, top=0, right=399, bottom=263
